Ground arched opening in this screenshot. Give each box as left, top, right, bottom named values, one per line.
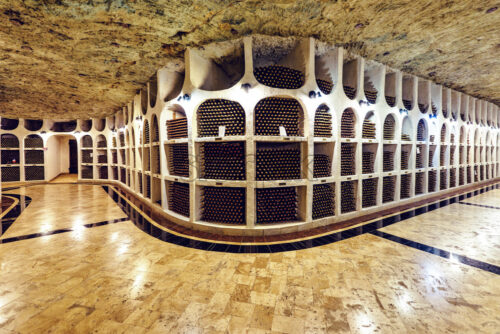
left=364, top=61, right=382, bottom=104
left=401, top=116, right=412, bottom=141
left=81, top=135, right=93, bottom=148
left=440, top=124, right=447, bottom=143
left=151, top=115, right=160, bottom=143
left=140, top=88, right=148, bottom=115
left=342, top=55, right=359, bottom=99
left=442, top=87, right=449, bottom=118
left=416, top=119, right=427, bottom=142
left=340, top=108, right=356, bottom=138
left=1, top=118, right=19, bottom=131
left=254, top=97, right=303, bottom=137
left=24, top=119, right=43, bottom=131
left=315, top=42, right=338, bottom=95
left=95, top=118, right=106, bottom=131
left=402, top=75, right=414, bottom=110
left=107, top=115, right=115, bottom=130
left=314, top=104, right=333, bottom=138
left=383, top=114, right=396, bottom=140
left=48, top=120, right=77, bottom=132
left=166, top=105, right=188, bottom=140
left=148, top=73, right=158, bottom=108
left=385, top=70, right=397, bottom=107
left=45, top=134, right=78, bottom=181
left=81, top=120, right=92, bottom=132
left=460, top=94, right=467, bottom=122
left=24, top=134, right=45, bottom=181
left=198, top=99, right=245, bottom=137
left=362, top=111, right=377, bottom=139
left=451, top=91, right=459, bottom=121
left=159, top=68, right=184, bottom=102
left=1, top=134, right=20, bottom=182
left=430, top=83, right=441, bottom=116
left=417, top=79, right=429, bottom=113
left=143, top=120, right=150, bottom=144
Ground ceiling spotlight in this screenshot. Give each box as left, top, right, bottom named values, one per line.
left=308, top=91, right=316, bottom=98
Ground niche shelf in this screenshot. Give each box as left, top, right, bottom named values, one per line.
left=341, top=143, right=356, bottom=176
left=197, top=99, right=245, bottom=137
left=48, top=121, right=77, bottom=132
left=81, top=119, right=92, bottom=132
left=383, top=144, right=396, bottom=172
left=440, top=169, right=448, bottom=190
left=364, top=61, right=382, bottom=104
left=1, top=118, right=19, bottom=131
left=362, top=112, right=377, bottom=139
left=418, top=79, right=429, bottom=113
left=200, top=142, right=246, bottom=180
left=362, top=178, right=378, bottom=208
left=95, top=118, right=106, bottom=132
left=313, top=142, right=333, bottom=178
left=383, top=115, right=396, bottom=141
left=312, top=183, right=335, bottom=220
left=382, top=176, right=396, bottom=203
left=165, top=143, right=189, bottom=177
left=428, top=145, right=437, bottom=167
left=385, top=70, right=397, bottom=107
left=314, top=104, right=333, bottom=138
left=362, top=143, right=377, bottom=174
left=402, top=75, right=414, bottom=110
left=166, top=181, right=190, bottom=217
left=256, top=142, right=302, bottom=181
left=81, top=165, right=93, bottom=179
left=166, top=105, right=188, bottom=140
left=256, top=186, right=303, bottom=224
left=401, top=144, right=412, bottom=170
left=200, top=186, right=246, bottom=225
left=400, top=174, right=411, bottom=199
left=341, top=109, right=356, bottom=138
left=24, top=119, right=43, bottom=131
left=415, top=172, right=425, bottom=195
left=342, top=55, right=359, bottom=99
left=315, top=43, right=338, bottom=94
left=428, top=170, right=437, bottom=192
left=254, top=97, right=303, bottom=137
left=341, top=181, right=357, bottom=214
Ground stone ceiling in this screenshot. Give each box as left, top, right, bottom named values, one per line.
left=0, top=0, right=499, bottom=120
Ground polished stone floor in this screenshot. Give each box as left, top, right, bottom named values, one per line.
left=0, top=184, right=499, bottom=333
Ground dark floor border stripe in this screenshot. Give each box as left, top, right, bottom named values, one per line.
left=369, top=230, right=500, bottom=275
left=103, top=183, right=500, bottom=255
left=0, top=193, right=32, bottom=237
left=0, top=217, right=129, bottom=244
left=458, top=201, right=500, bottom=210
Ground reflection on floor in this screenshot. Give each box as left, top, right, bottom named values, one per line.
left=0, top=184, right=498, bottom=333
left=49, top=173, right=78, bottom=183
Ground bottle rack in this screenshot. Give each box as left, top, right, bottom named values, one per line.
left=459, top=167, right=465, bottom=186
left=24, top=135, right=43, bottom=148
left=341, top=143, right=356, bottom=176
left=120, top=168, right=126, bottom=184
left=383, top=115, right=395, bottom=140
left=450, top=146, right=456, bottom=165
left=417, top=120, right=426, bottom=141
left=312, top=183, right=335, bottom=219
left=119, top=133, right=125, bottom=147
left=254, top=65, right=304, bottom=89
left=362, top=118, right=376, bottom=139
left=440, top=170, right=448, bottom=190
left=24, top=166, right=44, bottom=181
left=151, top=145, right=160, bottom=174
left=119, top=150, right=126, bottom=165
left=450, top=168, right=457, bottom=188
left=341, top=110, right=356, bottom=138
left=415, top=172, right=425, bottom=195
left=467, top=166, right=472, bottom=183
left=97, top=151, right=107, bottom=164
left=317, top=78, right=333, bottom=95
left=167, top=181, right=190, bottom=217
left=254, top=97, right=303, bottom=136
left=143, top=147, right=150, bottom=172
left=313, top=142, right=333, bottom=178
left=166, top=118, right=188, bottom=140
left=197, top=99, right=245, bottom=137
left=428, top=145, right=437, bottom=167
left=111, top=151, right=117, bottom=164
left=382, top=176, right=396, bottom=203
left=416, top=144, right=425, bottom=169
left=314, top=105, right=332, bottom=137
left=24, top=150, right=44, bottom=164
left=99, top=166, right=108, bottom=179
left=166, top=143, right=189, bottom=177
left=138, top=172, right=143, bottom=193
left=428, top=170, right=437, bottom=192
left=362, top=178, right=378, bottom=208
left=143, top=121, right=150, bottom=144
left=144, top=175, right=151, bottom=198
left=1, top=118, right=19, bottom=131
left=112, top=166, right=118, bottom=180
left=1, top=166, right=20, bottom=182
left=81, top=149, right=93, bottom=163
left=362, top=144, right=377, bottom=174
left=256, top=142, right=301, bottom=180
left=383, top=145, right=396, bottom=172
left=341, top=181, right=357, bottom=213
left=81, top=166, right=93, bottom=179
left=440, top=146, right=447, bottom=166
left=152, top=177, right=161, bottom=205
left=401, top=145, right=412, bottom=170
left=256, top=187, right=299, bottom=224
left=200, top=142, right=245, bottom=180
left=200, top=186, right=246, bottom=225
left=400, top=174, right=411, bottom=199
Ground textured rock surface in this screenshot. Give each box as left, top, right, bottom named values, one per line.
left=0, top=0, right=498, bottom=119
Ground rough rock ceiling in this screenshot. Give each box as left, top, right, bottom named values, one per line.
left=0, top=0, right=498, bottom=120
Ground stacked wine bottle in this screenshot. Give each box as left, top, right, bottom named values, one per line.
left=168, top=182, right=190, bottom=217
left=314, top=105, right=332, bottom=137
left=362, top=178, right=377, bottom=208
left=383, top=150, right=394, bottom=172
left=428, top=147, right=436, bottom=167
left=365, top=90, right=377, bottom=104
left=467, top=166, right=472, bottom=183
left=385, top=95, right=396, bottom=107
left=343, top=86, right=356, bottom=99
left=450, top=168, right=456, bottom=187
left=120, top=168, right=126, bottom=184
left=313, top=153, right=331, bottom=178
left=403, top=99, right=413, bottom=110
left=138, top=172, right=143, bottom=193
left=341, top=111, right=355, bottom=138
left=81, top=150, right=93, bottom=163
left=400, top=174, right=411, bottom=199
left=99, top=166, right=108, bottom=179
left=25, top=150, right=44, bottom=164
left=440, top=170, right=447, bottom=190
left=362, top=119, right=376, bottom=139
left=382, top=176, right=395, bottom=203
left=81, top=166, right=93, bottom=179
left=459, top=167, right=465, bottom=185
left=362, top=150, right=375, bottom=174
left=383, top=117, right=395, bottom=140
left=256, top=187, right=298, bottom=224
left=317, top=79, right=333, bottom=95
left=197, top=99, right=245, bottom=137
left=24, top=166, right=44, bottom=181
left=254, top=97, right=302, bottom=136
left=152, top=146, right=160, bottom=174
left=254, top=65, right=304, bottom=89
left=166, top=118, right=188, bottom=140
left=201, top=142, right=245, bottom=180
left=401, top=150, right=410, bottom=170
left=201, top=187, right=246, bottom=225
left=416, top=146, right=424, bottom=169
left=418, top=103, right=428, bottom=113
left=415, top=172, right=425, bottom=195
left=428, top=170, right=437, bottom=192
left=440, top=146, right=447, bottom=166
left=417, top=121, right=426, bottom=141
left=112, top=151, right=117, bottom=164
left=256, top=145, right=301, bottom=180
left=167, top=143, right=189, bottom=177
left=341, top=181, right=356, bottom=213
left=312, top=184, right=335, bottom=219
left=341, top=143, right=356, bottom=176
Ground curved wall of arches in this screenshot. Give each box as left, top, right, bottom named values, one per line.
left=1, top=36, right=499, bottom=236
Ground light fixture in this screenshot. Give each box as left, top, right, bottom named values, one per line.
left=308, top=91, right=316, bottom=99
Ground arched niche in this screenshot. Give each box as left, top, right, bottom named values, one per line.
left=1, top=118, right=19, bottom=131
left=253, top=36, right=305, bottom=90
left=342, top=55, right=359, bottom=100
left=140, top=88, right=148, bottom=115
left=1, top=134, right=19, bottom=148
left=383, top=114, right=396, bottom=140
left=96, top=134, right=107, bottom=148
left=81, top=135, right=93, bottom=148
left=442, top=87, right=449, bottom=118
left=384, top=69, right=397, bottom=107
left=143, top=119, right=150, bottom=144
left=48, top=120, right=77, bottom=132
left=95, top=118, right=106, bottom=132
left=417, top=79, right=429, bottom=113
left=460, top=94, right=468, bottom=122
left=119, top=131, right=125, bottom=147
left=416, top=119, right=428, bottom=142
left=401, top=116, right=412, bottom=141
left=402, top=74, right=414, bottom=110
left=363, top=61, right=382, bottom=104
left=430, top=83, right=441, bottom=116
left=148, top=73, right=158, bottom=108
left=159, top=68, right=184, bottom=102
left=24, top=119, right=43, bottom=131
left=24, top=134, right=43, bottom=148
left=451, top=91, right=459, bottom=121
left=340, top=108, right=356, bottom=138
left=190, top=39, right=244, bottom=91
left=475, top=100, right=481, bottom=124
left=151, top=115, right=160, bottom=143
left=81, top=120, right=92, bottom=132
left=107, top=115, right=115, bottom=130
left=315, top=42, right=338, bottom=95
left=314, top=104, right=333, bottom=138
left=254, top=97, right=304, bottom=137
left=197, top=99, right=245, bottom=137
left=474, top=128, right=480, bottom=145
left=459, top=126, right=466, bottom=144
left=166, top=104, right=188, bottom=140
left=362, top=111, right=377, bottom=139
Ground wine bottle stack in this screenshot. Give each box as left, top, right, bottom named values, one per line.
left=168, top=182, right=190, bottom=217
left=197, top=100, right=245, bottom=137
left=480, top=167, right=484, bottom=181
left=313, top=154, right=331, bottom=178
left=112, top=151, right=117, bottom=164
left=428, top=147, right=435, bottom=167
left=341, top=143, right=356, bottom=176
left=441, top=128, right=446, bottom=143
left=81, top=150, right=93, bottom=163
left=459, top=147, right=464, bottom=164
left=385, top=96, right=396, bottom=107
left=341, top=111, right=356, bottom=138
left=255, top=98, right=302, bottom=136
left=365, top=90, right=378, bottom=104
left=467, top=147, right=471, bottom=163
left=99, top=166, right=108, bottom=179
left=362, top=151, right=375, bottom=174
left=383, top=150, right=394, bottom=171
left=362, top=178, right=377, bottom=208
left=431, top=103, right=437, bottom=116
left=120, top=168, right=126, bottom=184
left=254, top=65, right=305, bottom=89
left=401, top=133, right=411, bottom=141
left=81, top=166, right=93, bottom=179
left=112, top=137, right=117, bottom=148
left=256, top=187, right=298, bottom=224
left=450, top=134, right=455, bottom=143
left=112, top=167, right=118, bottom=180
left=167, top=143, right=189, bottom=177
left=450, top=168, right=456, bottom=187
left=317, top=79, right=333, bottom=95
left=467, top=167, right=472, bottom=183
left=145, top=175, right=151, bottom=198
left=362, top=119, right=376, bottom=139
left=403, top=99, right=413, bottom=110
left=314, top=105, right=332, bottom=137
left=127, top=171, right=131, bottom=187
left=152, top=124, right=159, bottom=143
left=1, top=166, right=20, bottom=182
left=201, top=142, right=245, bottom=180
left=417, top=122, right=426, bottom=141
left=24, top=166, right=44, bottom=181
left=450, top=147, right=455, bottom=165
left=25, top=150, right=44, bottom=164
left=119, top=150, right=125, bottom=164
left=201, top=187, right=246, bottom=225
left=24, top=137, right=43, bottom=148
left=138, top=172, right=143, bottom=193
left=440, top=147, right=446, bottom=166
left=415, top=172, right=425, bottom=195
left=400, top=174, right=411, bottom=199
left=152, top=146, right=160, bottom=174
left=382, top=176, right=395, bottom=203
left=343, top=86, right=356, bottom=99
left=401, top=150, right=410, bottom=170
left=119, top=133, right=125, bottom=147
left=459, top=167, right=465, bottom=185
left=82, top=136, right=92, bottom=148
left=428, top=170, right=437, bottom=192
left=416, top=147, right=424, bottom=169
left=312, top=184, right=335, bottom=219
left=97, top=154, right=107, bottom=164
left=383, top=118, right=395, bottom=140
left=440, top=170, right=447, bottom=190
left=341, top=181, right=356, bottom=213
left=418, top=103, right=428, bottom=113
left=166, top=118, right=188, bottom=140
left=256, top=146, right=301, bottom=180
